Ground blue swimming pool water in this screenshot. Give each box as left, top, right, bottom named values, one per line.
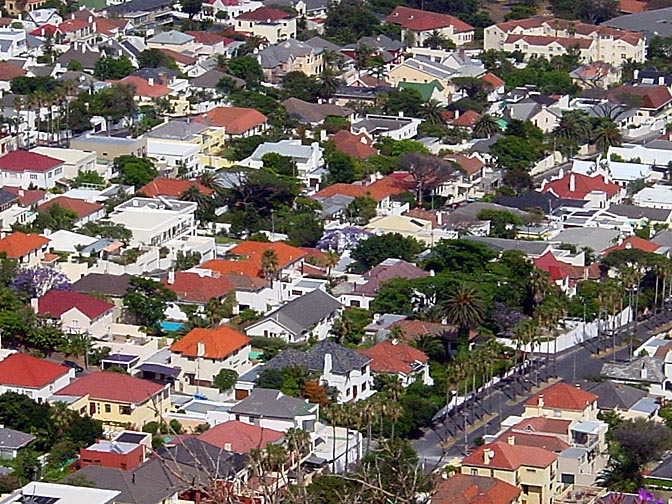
left=161, top=321, right=184, bottom=332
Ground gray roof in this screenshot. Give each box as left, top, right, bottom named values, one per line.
left=72, top=273, right=132, bottom=297
left=228, top=388, right=317, bottom=419
left=606, top=204, right=672, bottom=221
left=258, top=39, right=322, bottom=69
left=649, top=453, right=672, bottom=479
left=0, top=188, right=17, bottom=207
left=601, top=356, right=666, bottom=384
left=155, top=437, right=245, bottom=476
left=191, top=69, right=244, bottom=89
left=263, top=0, right=327, bottom=12
left=57, top=47, right=101, bottom=69
left=132, top=67, right=180, bottom=83
left=464, top=236, right=553, bottom=256
left=443, top=202, right=531, bottom=226
left=604, top=7, right=672, bottom=38
left=146, top=120, right=209, bottom=141
left=315, top=193, right=354, bottom=218
left=470, top=134, right=505, bottom=154
left=252, top=289, right=341, bottom=336
left=106, top=0, right=172, bottom=15
left=147, top=30, right=193, bottom=45
left=551, top=227, right=621, bottom=254
left=0, top=427, right=34, bottom=450
left=283, top=97, right=351, bottom=124
left=580, top=380, right=647, bottom=411
left=652, top=230, right=672, bottom=248
left=305, top=36, right=342, bottom=52
left=265, top=341, right=370, bottom=376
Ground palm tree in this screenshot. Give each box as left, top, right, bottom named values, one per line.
left=370, top=63, right=387, bottom=85
left=423, top=30, right=449, bottom=50
left=354, top=44, right=374, bottom=75
left=552, top=110, right=591, bottom=145
left=324, top=250, right=339, bottom=276
left=512, top=318, right=537, bottom=377
left=594, top=120, right=622, bottom=153
left=261, top=249, right=279, bottom=281
left=529, top=269, right=550, bottom=307
left=421, top=99, right=445, bottom=125
left=443, top=284, right=485, bottom=343
left=472, top=114, right=501, bottom=138
left=317, top=68, right=341, bottom=100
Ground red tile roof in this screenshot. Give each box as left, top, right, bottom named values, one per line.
left=185, top=31, right=233, bottom=45
left=38, top=196, right=103, bottom=219
left=602, top=236, right=662, bottom=256
left=608, top=85, right=672, bottom=110
left=0, top=62, right=26, bottom=81
left=541, top=172, right=621, bottom=200
left=159, top=48, right=197, bottom=66
left=0, top=151, right=63, bottom=173
left=236, top=7, right=290, bottom=21
left=201, top=241, right=306, bottom=279
left=329, top=130, right=377, bottom=159
left=505, top=33, right=595, bottom=49
left=139, top=178, right=213, bottom=198
left=433, top=473, right=521, bottom=504
left=620, top=0, right=647, bottom=12
left=0, top=353, right=69, bottom=389
left=0, top=231, right=49, bottom=258
left=111, top=76, right=172, bottom=98
left=93, top=17, right=128, bottom=35
left=56, top=371, right=165, bottom=404
left=359, top=341, right=428, bottom=374
left=314, top=176, right=411, bottom=202
left=513, top=416, right=572, bottom=435
left=2, top=187, right=46, bottom=206
left=481, top=72, right=504, bottom=88
left=193, top=106, right=268, bottom=135
left=355, top=259, right=428, bottom=296
left=462, top=441, right=557, bottom=470
left=386, top=6, right=474, bottom=33
left=30, top=24, right=58, bottom=37
left=197, top=420, right=283, bottom=453
left=162, top=271, right=234, bottom=304
left=389, top=319, right=462, bottom=341
left=533, top=252, right=571, bottom=282
left=495, top=430, right=569, bottom=452
left=451, top=110, right=480, bottom=128
left=445, top=154, right=484, bottom=175
left=58, top=18, right=89, bottom=33
left=525, top=383, right=598, bottom=411
left=170, top=325, right=250, bottom=359
left=38, top=290, right=114, bottom=320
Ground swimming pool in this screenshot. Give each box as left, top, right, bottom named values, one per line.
left=160, top=321, right=184, bottom=332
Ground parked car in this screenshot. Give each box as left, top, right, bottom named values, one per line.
left=62, top=360, right=84, bottom=373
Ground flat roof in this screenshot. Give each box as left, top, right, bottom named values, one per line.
left=84, top=440, right=139, bottom=454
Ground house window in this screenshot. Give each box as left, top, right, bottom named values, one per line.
left=29, top=175, right=37, bottom=180
left=104, top=404, right=111, bottom=413
left=471, top=469, right=478, bottom=475
left=119, top=405, right=132, bottom=415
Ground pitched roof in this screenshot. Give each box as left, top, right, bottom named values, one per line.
left=266, top=340, right=369, bottom=375
left=504, top=33, right=595, bottom=49
left=525, top=383, right=598, bottom=411
left=112, top=76, right=172, bottom=98
left=72, top=273, right=132, bottom=297
left=432, top=473, right=521, bottom=504
left=139, top=177, right=213, bottom=198
left=193, top=106, right=268, bottom=134
left=359, top=341, right=428, bottom=374
left=355, top=258, right=429, bottom=296
left=389, top=319, right=462, bottom=341
left=532, top=251, right=571, bottom=282
left=313, top=176, right=411, bottom=202
left=201, top=241, right=306, bottom=279
left=0, top=150, right=63, bottom=173
left=329, top=130, right=377, bottom=159
left=55, top=372, right=165, bottom=403
left=513, top=416, right=572, bottom=435
left=0, top=353, right=69, bottom=389
left=253, top=290, right=342, bottom=337
left=452, top=109, right=481, bottom=127
left=2, top=187, right=46, bottom=206
left=445, top=154, right=485, bottom=175
left=481, top=72, right=505, bottom=88
left=197, top=420, right=283, bottom=453
left=229, top=388, right=317, bottom=418
left=0, top=426, right=35, bottom=450
left=159, top=48, right=197, bottom=66
left=495, top=430, right=569, bottom=452
left=37, top=290, right=115, bottom=320
left=282, top=97, right=351, bottom=124
left=580, top=380, right=647, bottom=410
left=162, top=271, right=234, bottom=304
left=0, top=231, right=49, bottom=258
left=236, top=6, right=290, bottom=21
left=170, top=325, right=250, bottom=359
left=602, top=236, right=662, bottom=255
left=0, top=62, right=26, bottom=81
left=185, top=30, right=233, bottom=45
left=541, top=172, right=622, bottom=199
left=386, top=6, right=474, bottom=32
left=607, top=85, right=672, bottom=109
left=38, top=196, right=103, bottom=219
left=462, top=441, right=557, bottom=470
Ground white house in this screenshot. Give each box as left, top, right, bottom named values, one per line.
left=0, top=150, right=65, bottom=189
left=229, top=387, right=319, bottom=432
left=0, top=482, right=119, bottom=504
left=633, top=185, right=672, bottom=210
left=359, top=340, right=433, bottom=387
left=0, top=353, right=74, bottom=402
left=351, top=114, right=422, bottom=141
left=35, top=290, right=115, bottom=339
left=31, top=147, right=98, bottom=182
left=147, top=140, right=201, bottom=176
left=107, top=197, right=197, bottom=247
left=0, top=30, right=27, bottom=59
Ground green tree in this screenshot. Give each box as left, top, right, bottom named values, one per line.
left=181, top=0, right=203, bottom=18
left=490, top=135, right=544, bottom=171
left=79, top=221, right=132, bottom=242
left=443, top=283, right=486, bottom=339
left=423, top=30, right=456, bottom=50
left=72, top=170, right=104, bottom=187
left=345, top=195, right=377, bottom=225
left=32, top=204, right=78, bottom=232
left=262, top=152, right=296, bottom=177
left=123, top=277, right=177, bottom=328
left=137, top=49, right=178, bottom=70
left=324, top=0, right=380, bottom=44
left=352, top=233, right=423, bottom=271
left=473, top=114, right=501, bottom=138
left=384, top=88, right=424, bottom=117
left=114, top=155, right=158, bottom=188
left=213, top=369, right=238, bottom=392
left=227, top=56, right=264, bottom=87
left=281, top=71, right=318, bottom=101
left=89, top=84, right=137, bottom=123
left=594, top=119, right=622, bottom=152
left=478, top=209, right=523, bottom=239
left=93, top=55, right=134, bottom=81
left=325, top=151, right=361, bottom=184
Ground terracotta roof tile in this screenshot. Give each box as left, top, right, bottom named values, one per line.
left=0, top=151, right=62, bottom=173
left=38, top=196, right=103, bottom=219
left=481, top=72, right=504, bottom=88
left=0, top=353, right=69, bottom=389
left=433, top=473, right=521, bottom=504
left=513, top=416, right=572, bottom=435
left=445, top=154, right=484, bottom=175
left=330, top=130, right=377, bottom=159
left=607, top=85, right=672, bottom=110
left=193, top=106, right=268, bottom=135
left=462, top=441, right=557, bottom=470
left=542, top=172, right=621, bottom=200
left=619, top=0, right=647, bottom=13
left=451, top=110, right=480, bottom=127
left=0, top=62, right=26, bottom=81
left=185, top=31, right=234, bottom=45
left=505, top=33, right=595, bottom=49
left=0, top=231, right=49, bottom=258
left=139, top=178, right=213, bottom=198
left=111, top=76, right=172, bottom=98
left=170, top=325, right=250, bottom=359
left=159, top=48, right=197, bottom=66
left=56, top=371, right=165, bottom=404
left=201, top=241, right=306, bottom=279
left=2, top=187, right=46, bottom=206
left=602, top=236, right=661, bottom=256
left=38, top=290, right=114, bottom=320
left=236, top=6, right=290, bottom=21
left=197, top=420, right=283, bottom=453
left=386, top=6, right=474, bottom=33
left=525, top=383, right=597, bottom=410
left=162, top=271, right=234, bottom=304
left=495, top=430, right=569, bottom=452
left=359, top=341, right=428, bottom=374
left=314, top=176, right=411, bottom=202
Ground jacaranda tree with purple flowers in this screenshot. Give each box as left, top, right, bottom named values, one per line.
left=12, top=267, right=71, bottom=299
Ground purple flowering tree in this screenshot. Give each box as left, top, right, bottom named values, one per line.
left=492, top=302, right=527, bottom=337
left=316, top=227, right=372, bottom=253
left=12, top=266, right=71, bottom=298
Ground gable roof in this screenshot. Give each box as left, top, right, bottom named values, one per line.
left=607, top=84, right=672, bottom=109
left=236, top=6, right=290, bottom=21
left=185, top=30, right=233, bottom=45
left=0, top=61, right=26, bottom=81
left=197, top=420, right=283, bottom=453
left=580, top=380, right=647, bottom=410
left=495, top=430, right=569, bottom=452
left=532, top=251, right=571, bottom=282
left=266, top=340, right=369, bottom=376
left=607, top=203, right=671, bottom=221
left=0, top=231, right=49, bottom=258
left=541, top=172, right=621, bottom=199
left=229, top=387, right=317, bottom=418
left=525, top=383, right=598, bottom=411
left=139, top=177, right=213, bottom=198
left=282, top=97, right=350, bottom=124
left=432, top=473, right=521, bottom=504
left=38, top=196, right=103, bottom=219
left=452, top=109, right=481, bottom=127
left=386, top=6, right=474, bottom=32
left=55, top=372, right=165, bottom=403
left=251, top=290, right=342, bottom=337
left=313, top=176, right=411, bottom=202
left=0, top=150, right=63, bottom=173
left=462, top=441, right=557, bottom=470
left=2, top=186, right=46, bottom=207
left=0, top=353, right=69, bottom=389
left=170, top=325, right=250, bottom=359
left=329, top=130, right=377, bottom=159
left=355, top=258, right=428, bottom=296
left=112, top=76, right=172, bottom=98
left=602, top=236, right=662, bottom=255
left=359, top=341, right=428, bottom=374
left=201, top=241, right=306, bottom=279
left=0, top=426, right=35, bottom=450
left=37, top=290, right=114, bottom=320
left=193, top=106, right=268, bottom=134
left=513, top=416, right=572, bottom=435
left=72, top=273, right=132, bottom=297
left=162, top=271, right=234, bottom=304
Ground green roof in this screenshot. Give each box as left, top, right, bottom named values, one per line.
left=78, top=0, right=107, bottom=9
left=398, top=80, right=444, bottom=101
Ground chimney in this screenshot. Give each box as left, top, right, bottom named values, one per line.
left=224, top=442, right=232, bottom=451
left=30, top=298, right=39, bottom=313
left=168, top=270, right=175, bottom=284
left=323, top=353, right=333, bottom=376
left=641, top=362, right=648, bottom=380
left=391, top=338, right=398, bottom=345
left=197, top=341, right=205, bottom=357
left=507, top=435, right=515, bottom=445
left=148, top=77, right=154, bottom=86
left=483, top=448, right=494, bottom=465
left=320, top=129, right=327, bottom=142
left=569, top=173, right=576, bottom=192
left=538, top=394, right=544, bottom=408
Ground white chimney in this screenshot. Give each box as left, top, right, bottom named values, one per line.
left=569, top=173, right=576, bottom=192
left=30, top=298, right=39, bottom=313
left=197, top=341, right=205, bottom=357
left=483, top=448, right=494, bottom=464
left=224, top=442, right=232, bottom=451
left=641, top=362, right=648, bottom=380
left=168, top=270, right=175, bottom=284
left=538, top=394, right=544, bottom=409
left=323, top=353, right=333, bottom=376
left=508, top=435, right=515, bottom=445
left=148, top=77, right=154, bottom=86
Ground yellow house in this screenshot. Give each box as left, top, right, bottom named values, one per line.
left=461, top=441, right=560, bottom=504
left=54, top=372, right=170, bottom=430
left=523, top=383, right=599, bottom=422
left=145, top=119, right=226, bottom=156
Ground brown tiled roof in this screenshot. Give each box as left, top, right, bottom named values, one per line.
left=170, top=326, right=250, bottom=359
left=359, top=341, right=428, bottom=374
left=495, top=430, right=569, bottom=452
left=38, top=196, right=102, bottom=219
left=236, top=7, right=289, bottom=21
left=139, top=178, right=213, bottom=198
left=162, top=271, right=234, bottom=304
left=504, top=33, right=595, bottom=49
left=462, top=441, right=557, bottom=470
left=433, top=473, right=521, bottom=504
left=193, top=106, right=268, bottom=135
left=386, top=6, right=474, bottom=32
left=607, top=85, right=672, bottom=110
left=56, top=372, right=164, bottom=404
left=330, top=130, right=377, bottom=159
left=0, top=62, right=26, bottom=81
left=314, top=176, right=411, bottom=202
left=451, top=110, right=480, bottom=127
left=525, top=383, right=597, bottom=410
left=513, top=416, right=572, bottom=435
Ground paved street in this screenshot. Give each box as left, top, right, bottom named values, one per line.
left=413, top=327, right=638, bottom=472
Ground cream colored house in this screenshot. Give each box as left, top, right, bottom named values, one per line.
left=258, top=39, right=324, bottom=83
left=234, top=7, right=296, bottom=44
left=386, top=6, right=475, bottom=47
left=461, top=441, right=560, bottom=504
left=484, top=17, right=646, bottom=66
left=523, top=383, right=599, bottom=422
